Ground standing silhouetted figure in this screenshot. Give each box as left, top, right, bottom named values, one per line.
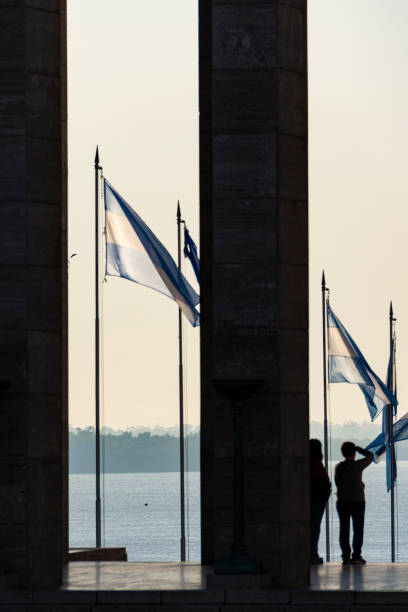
left=310, top=439, right=331, bottom=564
left=335, top=441, right=373, bottom=565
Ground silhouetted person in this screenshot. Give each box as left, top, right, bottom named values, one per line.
left=310, top=438, right=331, bottom=564
left=335, top=441, right=373, bottom=565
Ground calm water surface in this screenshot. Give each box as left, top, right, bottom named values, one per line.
left=69, top=472, right=200, bottom=561
left=69, top=462, right=408, bottom=562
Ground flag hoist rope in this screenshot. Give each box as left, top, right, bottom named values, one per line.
left=389, top=303, right=396, bottom=562
left=100, top=169, right=107, bottom=547
left=94, top=147, right=102, bottom=548
left=184, top=337, right=190, bottom=562
left=395, top=437, right=399, bottom=561
left=321, top=271, right=330, bottom=561
left=327, top=375, right=334, bottom=561
left=394, top=339, right=399, bottom=561
left=177, top=202, right=186, bottom=562
left=94, top=148, right=102, bottom=547
left=181, top=252, right=191, bottom=562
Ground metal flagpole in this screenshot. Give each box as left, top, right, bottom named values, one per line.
left=177, top=201, right=186, bottom=562
left=95, top=146, right=102, bottom=548
left=389, top=302, right=396, bottom=562
left=321, top=271, right=330, bottom=561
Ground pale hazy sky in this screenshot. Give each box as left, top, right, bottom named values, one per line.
left=68, top=0, right=408, bottom=429
left=309, top=0, right=408, bottom=425
left=68, top=0, right=200, bottom=429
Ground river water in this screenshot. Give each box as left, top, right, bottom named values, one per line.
left=69, top=462, right=408, bottom=562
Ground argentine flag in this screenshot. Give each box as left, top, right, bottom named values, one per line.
left=327, top=305, right=397, bottom=420
left=379, top=335, right=397, bottom=491
left=367, top=412, right=408, bottom=490
left=184, top=226, right=200, bottom=284
left=104, top=179, right=200, bottom=327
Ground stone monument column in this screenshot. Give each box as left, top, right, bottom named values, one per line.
left=200, top=0, right=309, bottom=586
left=0, top=0, right=67, bottom=588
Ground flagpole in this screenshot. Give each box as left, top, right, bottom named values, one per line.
left=177, top=201, right=186, bottom=562
left=389, top=302, right=396, bottom=562
left=95, top=146, right=102, bottom=548
left=321, top=271, right=330, bottom=561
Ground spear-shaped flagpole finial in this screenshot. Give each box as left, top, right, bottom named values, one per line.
left=177, top=200, right=181, bottom=223
left=390, top=301, right=394, bottom=318
left=322, top=270, right=326, bottom=289
left=95, top=146, right=99, bottom=166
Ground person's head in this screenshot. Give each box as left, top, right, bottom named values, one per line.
left=341, top=441, right=356, bottom=459
left=310, top=438, right=323, bottom=460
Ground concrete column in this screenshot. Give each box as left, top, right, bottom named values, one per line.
left=0, top=0, right=67, bottom=588
left=200, top=0, right=309, bottom=586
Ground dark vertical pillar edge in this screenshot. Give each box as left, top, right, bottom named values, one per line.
left=199, top=0, right=214, bottom=565
left=60, top=0, right=69, bottom=564
left=0, top=0, right=67, bottom=587
left=200, top=0, right=309, bottom=586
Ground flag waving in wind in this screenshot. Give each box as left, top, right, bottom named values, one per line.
left=379, top=333, right=397, bottom=491
left=367, top=411, right=408, bottom=489
left=104, top=179, right=200, bottom=327
left=184, top=226, right=200, bottom=284
left=327, top=305, right=397, bottom=420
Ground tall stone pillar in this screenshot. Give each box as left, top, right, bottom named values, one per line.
left=200, top=0, right=309, bottom=586
left=0, top=0, right=67, bottom=588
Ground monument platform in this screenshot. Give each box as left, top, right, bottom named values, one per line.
left=1, top=562, right=408, bottom=610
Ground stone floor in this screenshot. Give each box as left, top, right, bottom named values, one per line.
left=63, top=562, right=208, bottom=591
left=62, top=561, right=408, bottom=592
left=309, top=562, right=408, bottom=592
left=2, top=563, right=408, bottom=610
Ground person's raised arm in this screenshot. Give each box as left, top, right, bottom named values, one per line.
left=356, top=446, right=374, bottom=469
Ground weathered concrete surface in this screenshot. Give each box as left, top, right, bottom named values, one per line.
left=0, top=0, right=67, bottom=588
left=200, top=0, right=308, bottom=586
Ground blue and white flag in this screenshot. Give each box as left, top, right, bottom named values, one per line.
left=380, top=336, right=397, bottom=491
left=367, top=411, right=408, bottom=490
left=184, top=227, right=200, bottom=284
left=382, top=405, right=397, bottom=492
left=327, top=305, right=397, bottom=421
left=386, top=334, right=397, bottom=418
left=104, top=179, right=200, bottom=327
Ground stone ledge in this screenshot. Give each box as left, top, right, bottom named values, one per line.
left=1, top=601, right=408, bottom=611
left=97, top=592, right=161, bottom=604
left=1, top=591, right=408, bottom=611
left=68, top=549, right=127, bottom=562
left=355, top=591, right=408, bottom=605
left=226, top=589, right=288, bottom=604
left=160, top=592, right=225, bottom=605
left=290, top=590, right=354, bottom=605
left=0, top=591, right=32, bottom=604
left=32, top=591, right=97, bottom=604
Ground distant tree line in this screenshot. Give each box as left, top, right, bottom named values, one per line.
left=69, top=427, right=408, bottom=473
left=310, top=420, right=382, bottom=440
left=69, top=429, right=200, bottom=473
